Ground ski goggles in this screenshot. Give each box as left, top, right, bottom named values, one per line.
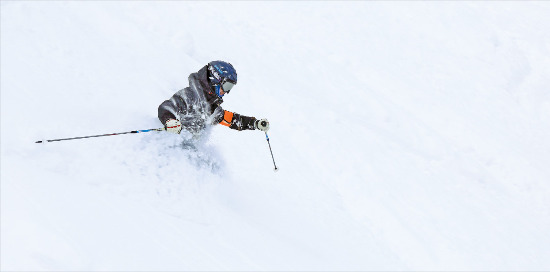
left=221, top=79, right=236, bottom=93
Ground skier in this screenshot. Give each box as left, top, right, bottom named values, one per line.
left=158, top=61, right=270, bottom=137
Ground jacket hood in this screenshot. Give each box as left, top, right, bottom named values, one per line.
left=192, top=65, right=223, bottom=107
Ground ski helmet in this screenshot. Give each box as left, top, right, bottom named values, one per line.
left=207, top=60, right=237, bottom=98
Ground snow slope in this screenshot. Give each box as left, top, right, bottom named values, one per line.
left=2, top=1, right=550, bottom=271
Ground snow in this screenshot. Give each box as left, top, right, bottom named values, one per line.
left=2, top=1, right=550, bottom=271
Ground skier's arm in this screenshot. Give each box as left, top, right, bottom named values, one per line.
left=218, top=110, right=257, bottom=131
left=158, top=100, right=177, bottom=125
left=158, top=92, right=186, bottom=125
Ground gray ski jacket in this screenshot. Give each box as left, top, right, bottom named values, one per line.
left=158, top=65, right=257, bottom=135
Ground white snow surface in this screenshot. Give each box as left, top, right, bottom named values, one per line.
left=2, top=2, right=550, bottom=271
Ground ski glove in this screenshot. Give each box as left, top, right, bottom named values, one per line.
left=255, top=119, right=270, bottom=132
left=165, top=119, right=182, bottom=134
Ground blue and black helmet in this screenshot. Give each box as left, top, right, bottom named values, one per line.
left=207, top=60, right=237, bottom=98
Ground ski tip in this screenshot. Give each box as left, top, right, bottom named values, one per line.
left=35, top=141, right=42, bottom=144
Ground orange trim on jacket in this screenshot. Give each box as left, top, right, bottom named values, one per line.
left=220, top=110, right=234, bottom=127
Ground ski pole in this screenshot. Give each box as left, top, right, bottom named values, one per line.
left=265, top=132, right=279, bottom=172
left=35, top=128, right=165, bottom=143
